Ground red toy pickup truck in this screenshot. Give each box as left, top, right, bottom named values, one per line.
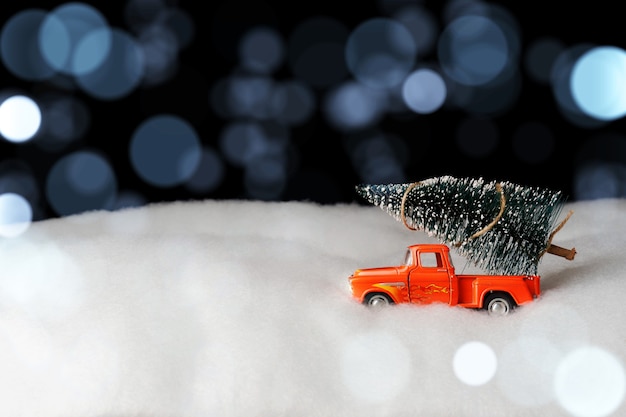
left=348, top=243, right=541, bottom=315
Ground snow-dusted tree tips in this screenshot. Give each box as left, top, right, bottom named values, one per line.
left=356, top=176, right=576, bottom=275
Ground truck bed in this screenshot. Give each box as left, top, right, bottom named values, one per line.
left=455, top=274, right=541, bottom=307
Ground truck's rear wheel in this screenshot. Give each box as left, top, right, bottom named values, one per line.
left=364, top=293, right=393, bottom=307
left=484, top=292, right=515, bottom=316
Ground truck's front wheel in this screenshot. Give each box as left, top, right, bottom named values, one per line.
left=364, top=293, right=393, bottom=307
left=484, top=292, right=515, bottom=316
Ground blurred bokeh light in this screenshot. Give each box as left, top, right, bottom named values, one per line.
left=0, top=192, right=32, bottom=237
left=45, top=150, right=118, bottom=216
left=0, top=0, right=624, bottom=221
left=0, top=95, right=42, bottom=143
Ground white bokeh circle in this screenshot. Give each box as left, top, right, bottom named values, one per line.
left=554, top=346, right=625, bottom=417
left=453, top=341, right=498, bottom=386
left=0, top=95, right=41, bottom=142
left=0, top=192, right=32, bottom=237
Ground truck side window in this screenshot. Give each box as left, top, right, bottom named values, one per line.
left=419, top=252, right=442, bottom=268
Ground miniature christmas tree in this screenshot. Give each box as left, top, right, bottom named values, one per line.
left=356, top=176, right=576, bottom=275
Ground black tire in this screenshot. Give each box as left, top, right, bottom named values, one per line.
left=483, top=292, right=516, bottom=316
left=364, top=293, right=394, bottom=307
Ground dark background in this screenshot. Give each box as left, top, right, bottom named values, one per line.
left=1, top=0, right=625, bottom=221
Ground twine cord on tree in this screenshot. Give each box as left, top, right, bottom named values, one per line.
left=540, top=209, right=576, bottom=260
left=547, top=209, right=574, bottom=244
left=400, top=181, right=420, bottom=230
left=401, top=181, right=507, bottom=244
left=453, top=182, right=506, bottom=247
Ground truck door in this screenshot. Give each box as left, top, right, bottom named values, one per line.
left=408, top=250, right=451, bottom=305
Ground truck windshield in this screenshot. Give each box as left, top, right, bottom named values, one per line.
left=404, top=249, right=412, bottom=266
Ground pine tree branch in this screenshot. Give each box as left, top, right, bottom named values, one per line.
left=460, top=182, right=506, bottom=242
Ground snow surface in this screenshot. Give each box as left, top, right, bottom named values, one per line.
left=0, top=198, right=625, bottom=417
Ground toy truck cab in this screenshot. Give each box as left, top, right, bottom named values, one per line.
left=348, top=244, right=541, bottom=315
left=349, top=244, right=454, bottom=306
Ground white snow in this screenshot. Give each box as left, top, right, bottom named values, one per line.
left=0, top=198, right=624, bottom=417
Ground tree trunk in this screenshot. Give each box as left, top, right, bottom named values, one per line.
left=546, top=244, right=577, bottom=260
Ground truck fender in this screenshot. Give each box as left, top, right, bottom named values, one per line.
left=363, top=283, right=404, bottom=304
left=479, top=289, right=515, bottom=307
